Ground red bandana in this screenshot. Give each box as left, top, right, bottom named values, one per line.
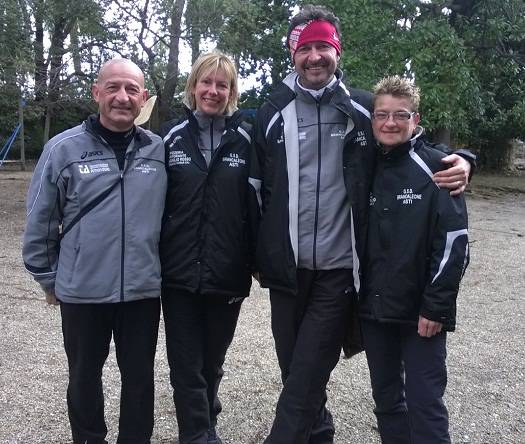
left=288, top=20, right=341, bottom=60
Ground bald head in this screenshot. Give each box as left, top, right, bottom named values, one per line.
left=96, top=58, right=145, bottom=86
left=92, top=58, right=148, bottom=132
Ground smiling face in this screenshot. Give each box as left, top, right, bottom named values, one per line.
left=294, top=41, right=339, bottom=90
left=372, top=94, right=420, bottom=150
left=192, top=68, right=232, bottom=116
left=92, top=60, right=148, bottom=132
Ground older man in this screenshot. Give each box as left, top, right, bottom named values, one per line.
left=23, top=59, right=167, bottom=443
left=254, top=5, right=475, bottom=443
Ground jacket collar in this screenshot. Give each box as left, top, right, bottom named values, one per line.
left=268, top=69, right=357, bottom=116
left=184, top=107, right=243, bottom=131
left=85, top=114, right=152, bottom=150
left=378, top=127, right=425, bottom=162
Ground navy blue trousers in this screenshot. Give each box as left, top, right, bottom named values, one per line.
left=60, top=298, right=160, bottom=444
left=265, top=269, right=353, bottom=444
left=162, top=291, right=242, bottom=444
left=362, top=320, right=450, bottom=444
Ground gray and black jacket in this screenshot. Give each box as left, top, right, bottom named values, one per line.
left=360, top=136, right=469, bottom=331
left=254, top=70, right=376, bottom=295
left=22, top=115, right=167, bottom=304
left=160, top=108, right=261, bottom=299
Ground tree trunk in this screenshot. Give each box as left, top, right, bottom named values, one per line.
left=43, top=104, right=52, bottom=144
left=158, top=0, right=186, bottom=125
left=33, top=0, right=47, bottom=104
left=43, top=17, right=76, bottom=143
left=186, top=0, right=200, bottom=63
left=190, top=27, right=200, bottom=64
left=70, top=22, right=82, bottom=75
left=433, top=127, right=451, bottom=147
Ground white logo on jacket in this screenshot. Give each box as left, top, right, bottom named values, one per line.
left=78, top=163, right=110, bottom=174
left=397, top=188, right=422, bottom=205
left=134, top=163, right=157, bottom=174
left=222, top=152, right=246, bottom=168
left=355, top=130, right=367, bottom=147
left=169, top=136, right=182, bottom=148
left=169, top=150, right=191, bottom=166
left=331, top=129, right=345, bottom=139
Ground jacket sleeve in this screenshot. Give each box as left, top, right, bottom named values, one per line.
left=420, top=190, right=469, bottom=324
left=247, top=124, right=262, bottom=271
left=253, top=105, right=270, bottom=213
left=22, top=142, right=65, bottom=290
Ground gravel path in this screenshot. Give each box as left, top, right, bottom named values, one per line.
left=0, top=171, right=523, bottom=443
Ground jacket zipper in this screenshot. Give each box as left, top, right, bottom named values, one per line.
left=197, top=121, right=219, bottom=292
left=312, top=100, right=322, bottom=269
left=86, top=126, right=134, bottom=302
left=196, top=173, right=206, bottom=293
left=119, top=170, right=125, bottom=301
left=119, top=147, right=135, bottom=302
left=210, top=119, right=214, bottom=162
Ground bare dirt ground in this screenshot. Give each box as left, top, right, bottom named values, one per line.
left=0, top=170, right=524, bottom=443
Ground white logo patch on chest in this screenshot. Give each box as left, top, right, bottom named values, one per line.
left=397, top=188, right=422, bottom=205
left=134, top=163, right=157, bottom=174
left=169, top=150, right=191, bottom=166
left=78, top=163, right=110, bottom=174
left=331, top=129, right=346, bottom=139
left=222, top=152, right=246, bottom=168
left=355, top=130, right=367, bottom=146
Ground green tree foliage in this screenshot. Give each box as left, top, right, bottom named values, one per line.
left=3, top=0, right=124, bottom=151
left=321, top=0, right=410, bottom=90
left=318, top=0, right=525, bottom=170
left=449, top=0, right=525, bottom=169
left=0, top=0, right=32, bottom=140
left=3, top=0, right=523, bottom=170
left=409, top=15, right=479, bottom=142
left=216, top=0, right=297, bottom=102
left=185, top=0, right=228, bottom=62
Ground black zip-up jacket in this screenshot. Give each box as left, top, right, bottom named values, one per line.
left=254, top=70, right=376, bottom=295
left=160, top=109, right=261, bottom=299
left=360, top=137, right=469, bottom=331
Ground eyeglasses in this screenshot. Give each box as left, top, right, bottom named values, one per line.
left=372, top=111, right=416, bottom=121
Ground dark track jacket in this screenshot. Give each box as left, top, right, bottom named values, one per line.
left=254, top=70, right=376, bottom=295
left=360, top=136, right=469, bottom=331
left=160, top=109, right=261, bottom=299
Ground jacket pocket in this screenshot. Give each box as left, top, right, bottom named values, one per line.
left=67, top=245, right=81, bottom=284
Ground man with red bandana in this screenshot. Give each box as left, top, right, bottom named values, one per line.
left=253, top=4, right=475, bottom=443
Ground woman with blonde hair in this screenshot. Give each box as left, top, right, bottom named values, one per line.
left=159, top=51, right=260, bottom=444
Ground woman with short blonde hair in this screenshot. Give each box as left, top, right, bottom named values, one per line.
left=160, top=51, right=260, bottom=444
left=183, top=51, right=239, bottom=115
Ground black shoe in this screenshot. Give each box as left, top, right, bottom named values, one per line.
left=207, top=426, right=223, bottom=444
